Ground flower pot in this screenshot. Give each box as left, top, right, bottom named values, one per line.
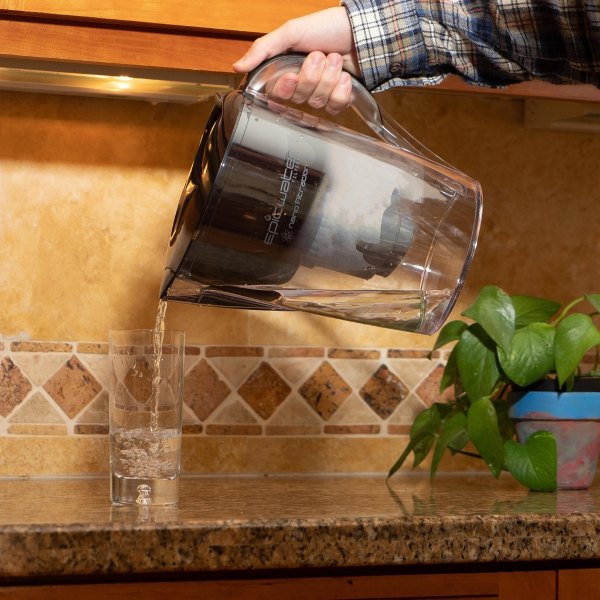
left=509, top=388, right=600, bottom=490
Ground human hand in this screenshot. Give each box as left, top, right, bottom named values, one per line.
left=232, top=7, right=359, bottom=114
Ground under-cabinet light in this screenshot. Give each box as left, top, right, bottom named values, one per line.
left=525, top=99, right=600, bottom=133
left=0, top=58, right=239, bottom=104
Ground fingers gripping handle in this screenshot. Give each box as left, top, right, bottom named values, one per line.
left=244, top=54, right=383, bottom=138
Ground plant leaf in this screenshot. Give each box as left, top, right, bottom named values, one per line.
left=430, top=320, right=468, bottom=353
left=504, top=432, right=557, bottom=492
left=430, top=412, right=468, bottom=477
left=387, top=407, right=440, bottom=478
left=440, top=346, right=458, bottom=393
left=554, top=313, right=600, bottom=386
left=411, top=432, right=437, bottom=469
left=498, top=322, right=555, bottom=386
left=411, top=406, right=443, bottom=468
left=585, top=293, right=600, bottom=313
left=496, top=400, right=516, bottom=441
left=510, top=295, right=561, bottom=328
left=467, top=397, right=505, bottom=477
left=462, top=285, right=515, bottom=353
left=387, top=429, right=433, bottom=479
left=456, top=324, right=502, bottom=402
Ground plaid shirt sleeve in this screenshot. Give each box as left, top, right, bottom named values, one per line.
left=342, top=0, right=600, bottom=91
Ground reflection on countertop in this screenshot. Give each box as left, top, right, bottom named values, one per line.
left=1, top=473, right=599, bottom=579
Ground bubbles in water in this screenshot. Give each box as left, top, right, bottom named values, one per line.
left=136, top=484, right=152, bottom=505
left=111, top=428, right=180, bottom=479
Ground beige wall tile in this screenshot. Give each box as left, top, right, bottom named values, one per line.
left=387, top=358, right=439, bottom=391
left=11, top=353, right=67, bottom=386
left=270, top=357, right=322, bottom=384
left=329, top=358, right=382, bottom=390
left=326, top=394, right=380, bottom=425
left=8, top=392, right=65, bottom=424
left=77, top=343, right=108, bottom=354
left=388, top=394, right=429, bottom=426
left=205, top=424, right=262, bottom=435
left=76, top=391, right=109, bottom=426
left=209, top=356, right=262, bottom=387
left=208, top=399, right=259, bottom=425
left=324, top=425, right=381, bottom=434
left=268, top=348, right=325, bottom=357
left=11, top=342, right=73, bottom=352
left=0, top=436, right=109, bottom=476
left=7, top=424, right=68, bottom=435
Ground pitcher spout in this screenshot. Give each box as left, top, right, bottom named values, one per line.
left=160, top=268, right=176, bottom=301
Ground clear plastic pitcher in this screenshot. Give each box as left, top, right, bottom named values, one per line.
left=160, top=55, right=482, bottom=334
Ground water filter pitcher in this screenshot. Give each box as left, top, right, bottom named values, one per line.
left=160, top=55, right=482, bottom=334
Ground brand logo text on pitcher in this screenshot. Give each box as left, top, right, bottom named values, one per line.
left=264, top=151, right=298, bottom=245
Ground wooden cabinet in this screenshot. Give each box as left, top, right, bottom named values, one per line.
left=0, top=3, right=274, bottom=74
left=0, top=0, right=336, bottom=33
left=5, top=566, right=600, bottom=598
left=1, top=0, right=600, bottom=102
left=0, top=0, right=337, bottom=75
left=558, top=568, right=600, bottom=598
left=0, top=570, right=557, bottom=600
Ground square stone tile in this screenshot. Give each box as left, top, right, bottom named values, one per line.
left=43, top=356, right=102, bottom=418
left=184, top=359, right=231, bottom=421
left=0, top=357, right=33, bottom=417
left=299, top=362, right=351, bottom=420
left=359, top=365, right=408, bottom=418
left=416, top=363, right=455, bottom=405
left=239, top=363, right=291, bottom=420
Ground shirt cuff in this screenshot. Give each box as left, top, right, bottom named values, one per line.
left=342, top=0, right=441, bottom=90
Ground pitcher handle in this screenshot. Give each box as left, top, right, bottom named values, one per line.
left=246, top=54, right=380, bottom=126
left=244, top=53, right=451, bottom=163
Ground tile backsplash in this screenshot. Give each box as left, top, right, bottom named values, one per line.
left=0, top=338, right=451, bottom=475
left=2, top=341, right=450, bottom=436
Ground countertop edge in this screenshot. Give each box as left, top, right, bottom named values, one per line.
left=2, top=512, right=600, bottom=579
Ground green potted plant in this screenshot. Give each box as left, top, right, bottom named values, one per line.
left=389, top=285, right=600, bottom=492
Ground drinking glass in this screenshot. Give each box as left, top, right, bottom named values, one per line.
left=108, top=329, right=185, bottom=505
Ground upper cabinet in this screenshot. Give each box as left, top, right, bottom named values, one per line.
left=0, top=0, right=337, bottom=32
left=1, top=0, right=599, bottom=103
left=0, top=1, right=341, bottom=74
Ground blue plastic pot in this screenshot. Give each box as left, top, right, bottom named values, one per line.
left=509, top=390, right=600, bottom=490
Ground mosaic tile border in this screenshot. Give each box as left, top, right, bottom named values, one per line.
left=0, top=340, right=451, bottom=438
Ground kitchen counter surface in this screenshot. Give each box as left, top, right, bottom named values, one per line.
left=2, top=473, right=600, bottom=580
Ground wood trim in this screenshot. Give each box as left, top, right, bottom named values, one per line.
left=0, top=572, right=500, bottom=599
left=433, top=75, right=600, bottom=104
left=0, top=14, right=251, bottom=73
left=0, top=1, right=338, bottom=34
left=0, top=570, right=561, bottom=600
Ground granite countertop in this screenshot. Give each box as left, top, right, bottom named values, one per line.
left=1, top=473, right=600, bottom=580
